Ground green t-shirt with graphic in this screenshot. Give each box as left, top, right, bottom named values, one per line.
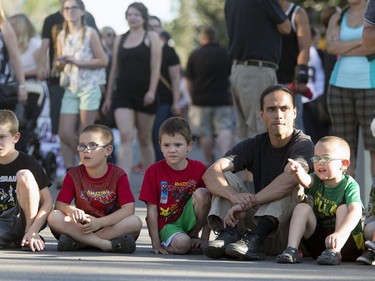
left=306, top=174, right=362, bottom=227
left=306, top=174, right=364, bottom=251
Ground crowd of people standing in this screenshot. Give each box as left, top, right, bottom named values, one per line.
left=1, top=0, right=375, bottom=268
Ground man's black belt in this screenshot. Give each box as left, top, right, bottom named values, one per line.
left=233, top=59, right=278, bottom=70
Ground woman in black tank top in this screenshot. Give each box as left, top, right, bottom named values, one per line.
left=101, top=2, right=162, bottom=176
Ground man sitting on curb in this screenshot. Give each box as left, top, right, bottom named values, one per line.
left=202, top=84, right=314, bottom=260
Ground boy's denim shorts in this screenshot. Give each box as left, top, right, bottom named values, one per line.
left=0, top=202, right=25, bottom=247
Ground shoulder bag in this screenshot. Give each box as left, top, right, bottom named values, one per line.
left=0, top=41, right=19, bottom=108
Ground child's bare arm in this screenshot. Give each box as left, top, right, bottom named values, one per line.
left=200, top=224, right=211, bottom=241
left=22, top=187, right=53, bottom=251
left=55, top=201, right=89, bottom=224
left=326, top=202, right=362, bottom=250
left=146, top=203, right=168, bottom=254
left=83, top=203, right=135, bottom=234
left=287, top=158, right=313, bottom=188
left=26, top=187, right=53, bottom=234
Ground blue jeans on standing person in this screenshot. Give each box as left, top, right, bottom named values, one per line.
left=152, top=103, right=173, bottom=161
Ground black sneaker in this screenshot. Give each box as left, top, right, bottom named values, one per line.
left=111, top=235, right=136, bottom=254
left=276, top=246, right=303, bottom=263
left=57, top=234, right=84, bottom=251
left=225, top=232, right=265, bottom=260
left=202, top=226, right=242, bottom=259
left=316, top=249, right=341, bottom=265
left=356, top=249, right=375, bottom=265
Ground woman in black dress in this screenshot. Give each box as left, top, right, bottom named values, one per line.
left=102, top=2, right=162, bottom=176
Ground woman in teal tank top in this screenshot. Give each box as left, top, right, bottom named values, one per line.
left=325, top=0, right=375, bottom=177
left=326, top=0, right=375, bottom=265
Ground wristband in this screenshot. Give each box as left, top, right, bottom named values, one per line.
left=294, top=64, right=309, bottom=83
left=19, top=84, right=26, bottom=89
left=287, top=82, right=313, bottom=99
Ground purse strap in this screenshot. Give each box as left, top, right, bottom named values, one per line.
left=159, top=74, right=172, bottom=93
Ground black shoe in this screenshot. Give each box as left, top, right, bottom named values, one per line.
left=276, top=246, right=303, bottom=263
left=57, top=234, right=84, bottom=251
left=225, top=232, right=265, bottom=260
left=357, top=249, right=375, bottom=265
left=111, top=235, right=136, bottom=254
left=316, top=249, right=341, bottom=265
left=203, top=226, right=242, bottom=259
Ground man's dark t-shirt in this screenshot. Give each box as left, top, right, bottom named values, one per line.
left=225, top=129, right=314, bottom=193
left=224, top=0, right=287, bottom=64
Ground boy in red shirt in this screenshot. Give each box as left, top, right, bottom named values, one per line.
left=140, top=117, right=211, bottom=254
left=48, top=124, right=142, bottom=253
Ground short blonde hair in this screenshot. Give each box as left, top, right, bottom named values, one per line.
left=9, top=14, right=36, bottom=53
left=0, top=109, right=19, bottom=135
left=317, top=136, right=350, bottom=160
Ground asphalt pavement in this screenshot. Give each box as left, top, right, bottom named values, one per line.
left=0, top=142, right=374, bottom=281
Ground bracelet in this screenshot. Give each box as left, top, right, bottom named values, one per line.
left=294, top=64, right=309, bottom=84
left=19, top=84, right=26, bottom=89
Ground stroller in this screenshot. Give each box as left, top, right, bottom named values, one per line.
left=15, top=79, right=57, bottom=181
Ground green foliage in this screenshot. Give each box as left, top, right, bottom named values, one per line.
left=168, top=0, right=349, bottom=67
left=195, top=0, right=226, bottom=46
left=5, top=0, right=349, bottom=67
left=166, top=0, right=226, bottom=66
left=3, top=0, right=59, bottom=33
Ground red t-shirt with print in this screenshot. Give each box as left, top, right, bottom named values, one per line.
left=56, top=163, right=134, bottom=217
left=139, top=158, right=206, bottom=231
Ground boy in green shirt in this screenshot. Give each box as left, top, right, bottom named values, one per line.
left=277, top=136, right=364, bottom=265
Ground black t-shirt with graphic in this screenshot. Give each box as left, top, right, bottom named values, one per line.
left=0, top=152, right=51, bottom=214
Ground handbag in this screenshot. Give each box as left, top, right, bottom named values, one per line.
left=0, top=42, right=18, bottom=108
left=0, top=80, right=19, bottom=107
left=59, top=71, right=69, bottom=88
left=59, top=64, right=71, bottom=88
left=160, top=74, right=173, bottom=92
